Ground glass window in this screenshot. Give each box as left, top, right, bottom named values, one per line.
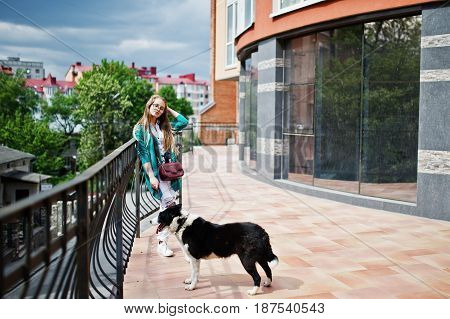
left=282, top=15, right=421, bottom=202
left=242, top=54, right=258, bottom=170
left=226, top=1, right=237, bottom=66
left=314, top=25, right=363, bottom=193
left=279, top=0, right=326, bottom=11
left=360, top=16, right=421, bottom=202
left=244, top=0, right=253, bottom=27
left=280, top=0, right=302, bottom=9
left=283, top=34, right=316, bottom=184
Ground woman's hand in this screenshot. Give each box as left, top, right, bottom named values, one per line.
left=166, top=106, right=179, bottom=118
left=149, top=176, right=159, bottom=190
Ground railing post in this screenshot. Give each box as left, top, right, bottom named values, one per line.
left=75, top=181, right=89, bottom=298
left=115, top=188, right=124, bottom=298
left=191, top=124, right=194, bottom=153
left=177, top=132, right=183, bottom=205
left=135, top=160, right=141, bottom=239
left=0, top=221, right=4, bottom=298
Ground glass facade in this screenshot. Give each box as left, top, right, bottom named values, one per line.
left=283, top=15, right=421, bottom=202
left=242, top=53, right=258, bottom=170
left=283, top=35, right=316, bottom=184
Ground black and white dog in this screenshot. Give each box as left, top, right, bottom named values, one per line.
left=153, top=204, right=278, bottom=295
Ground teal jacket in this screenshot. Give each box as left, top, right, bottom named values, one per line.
left=133, top=114, right=188, bottom=200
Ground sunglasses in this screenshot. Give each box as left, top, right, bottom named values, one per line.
left=150, top=103, right=165, bottom=111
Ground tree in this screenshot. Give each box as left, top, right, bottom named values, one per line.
left=42, top=91, right=81, bottom=136
left=158, top=85, right=193, bottom=118
left=0, top=113, right=66, bottom=176
left=174, top=97, right=194, bottom=118
left=0, top=72, right=39, bottom=118
left=75, top=59, right=154, bottom=169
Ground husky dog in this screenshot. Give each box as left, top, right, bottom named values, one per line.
left=153, top=204, right=278, bottom=295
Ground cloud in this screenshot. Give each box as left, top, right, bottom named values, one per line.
left=0, top=21, right=47, bottom=42
left=117, top=38, right=187, bottom=53
left=0, top=0, right=211, bottom=80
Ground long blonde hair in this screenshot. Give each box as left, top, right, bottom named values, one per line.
left=137, top=95, right=175, bottom=153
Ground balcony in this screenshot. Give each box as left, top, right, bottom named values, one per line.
left=1, top=138, right=449, bottom=299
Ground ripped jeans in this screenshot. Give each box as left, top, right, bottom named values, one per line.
left=157, top=179, right=178, bottom=242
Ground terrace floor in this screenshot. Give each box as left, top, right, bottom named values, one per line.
left=124, top=146, right=450, bottom=299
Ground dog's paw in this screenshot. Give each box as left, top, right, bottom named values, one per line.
left=185, top=284, right=196, bottom=291
left=247, top=286, right=259, bottom=296
left=263, top=279, right=272, bottom=287
left=184, top=278, right=192, bottom=284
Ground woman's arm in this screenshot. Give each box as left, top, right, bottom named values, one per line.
left=143, top=163, right=159, bottom=190
left=133, top=125, right=159, bottom=189
left=166, top=106, right=180, bottom=118
left=167, top=106, right=188, bottom=131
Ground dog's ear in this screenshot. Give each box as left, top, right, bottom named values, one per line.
left=174, top=203, right=182, bottom=211
left=177, top=215, right=187, bottom=226
left=158, top=210, right=172, bottom=225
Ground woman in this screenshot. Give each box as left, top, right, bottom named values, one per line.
left=133, top=95, right=188, bottom=257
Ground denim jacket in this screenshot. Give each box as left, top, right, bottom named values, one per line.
left=133, top=114, right=188, bottom=200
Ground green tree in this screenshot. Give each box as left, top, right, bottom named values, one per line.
left=0, top=113, right=66, bottom=176
left=0, top=72, right=39, bottom=118
left=158, top=85, right=193, bottom=118
left=42, top=91, right=81, bottom=136
left=75, top=59, right=154, bottom=169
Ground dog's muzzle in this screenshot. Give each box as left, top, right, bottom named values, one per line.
left=156, top=223, right=165, bottom=233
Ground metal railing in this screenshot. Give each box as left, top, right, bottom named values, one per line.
left=0, top=130, right=187, bottom=299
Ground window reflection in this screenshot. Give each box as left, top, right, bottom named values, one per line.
left=242, top=53, right=258, bottom=170
left=283, top=15, right=421, bottom=202
left=284, top=35, right=316, bottom=184
left=360, top=16, right=421, bottom=202
left=314, top=25, right=362, bottom=194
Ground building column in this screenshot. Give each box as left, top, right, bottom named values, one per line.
left=417, top=6, right=450, bottom=220
left=256, top=38, right=285, bottom=180
left=238, top=64, right=246, bottom=161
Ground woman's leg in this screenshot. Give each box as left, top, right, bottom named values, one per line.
left=156, top=179, right=176, bottom=257
left=159, top=180, right=177, bottom=210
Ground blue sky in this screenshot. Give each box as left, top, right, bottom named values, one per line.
left=0, top=0, right=210, bottom=80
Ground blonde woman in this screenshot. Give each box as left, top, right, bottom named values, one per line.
left=133, top=95, right=188, bottom=257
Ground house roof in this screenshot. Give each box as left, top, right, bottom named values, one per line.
left=0, top=146, right=35, bottom=165
left=25, top=74, right=75, bottom=94
left=0, top=65, right=13, bottom=75
left=0, top=170, right=51, bottom=183
left=199, top=101, right=216, bottom=115
left=143, top=74, right=209, bottom=86
left=65, top=62, right=93, bottom=78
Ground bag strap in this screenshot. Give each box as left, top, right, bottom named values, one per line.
left=149, top=129, right=163, bottom=167
left=150, top=128, right=171, bottom=166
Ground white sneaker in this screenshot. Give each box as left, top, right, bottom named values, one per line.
left=157, top=241, right=174, bottom=257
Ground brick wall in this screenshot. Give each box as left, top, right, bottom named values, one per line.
left=199, top=80, right=238, bottom=144
left=199, top=0, right=239, bottom=145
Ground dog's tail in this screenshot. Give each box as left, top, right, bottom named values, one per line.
left=267, top=253, right=279, bottom=269
left=262, top=231, right=279, bottom=268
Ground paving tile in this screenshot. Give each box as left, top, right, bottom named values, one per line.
left=123, top=146, right=450, bottom=299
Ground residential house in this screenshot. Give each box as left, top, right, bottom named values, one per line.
left=198, top=0, right=240, bottom=145
left=0, top=57, right=44, bottom=79
left=25, top=74, right=75, bottom=101
left=65, top=61, right=92, bottom=84
left=0, top=146, right=51, bottom=208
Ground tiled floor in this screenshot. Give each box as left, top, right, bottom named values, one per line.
left=124, top=146, right=450, bottom=299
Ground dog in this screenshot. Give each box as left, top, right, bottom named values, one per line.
left=152, top=204, right=278, bottom=295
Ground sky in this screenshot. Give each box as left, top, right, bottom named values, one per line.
left=0, top=0, right=211, bottom=81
